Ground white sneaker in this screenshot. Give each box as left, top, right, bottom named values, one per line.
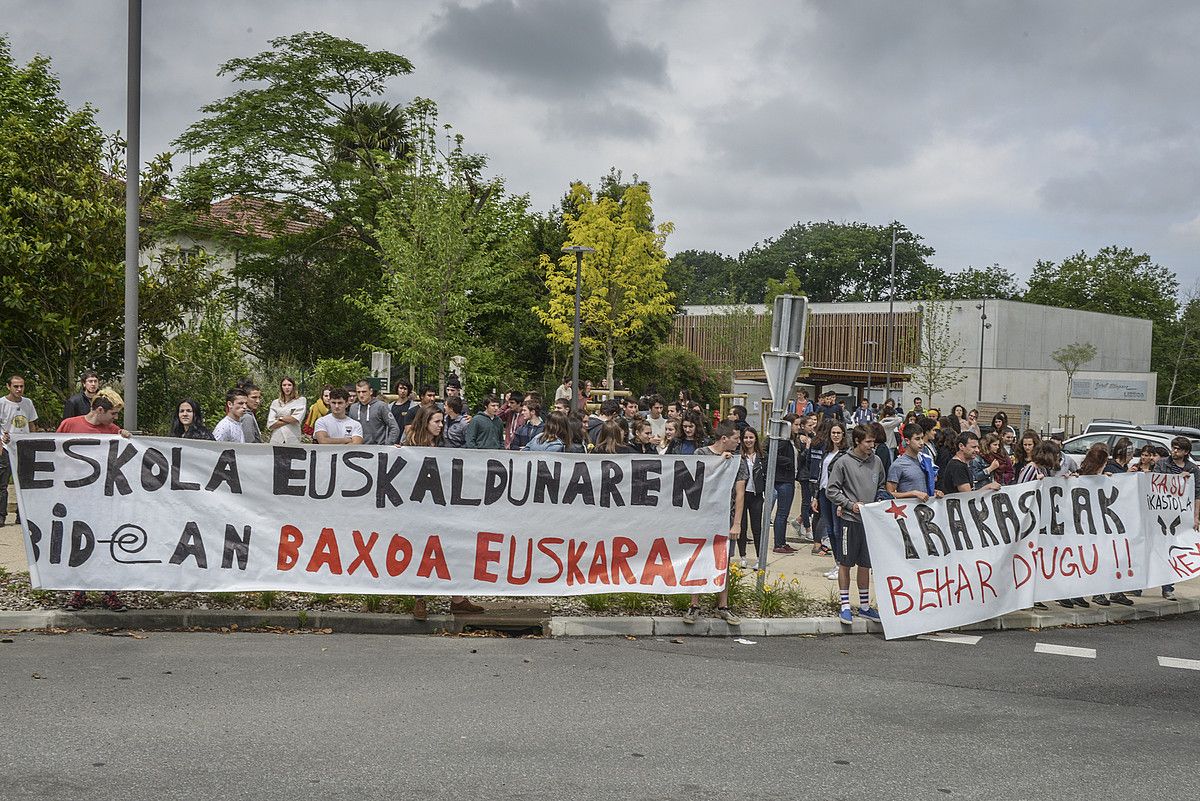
left=739, top=557, right=749, bottom=569
left=823, top=568, right=838, bottom=580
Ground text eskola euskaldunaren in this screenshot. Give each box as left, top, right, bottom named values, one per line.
left=16, top=439, right=712, bottom=510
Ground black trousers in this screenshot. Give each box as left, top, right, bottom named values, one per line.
left=737, top=491, right=764, bottom=557
left=0, top=449, right=10, bottom=524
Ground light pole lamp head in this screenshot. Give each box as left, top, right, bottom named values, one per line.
left=561, top=245, right=595, bottom=255
left=769, top=294, right=808, bottom=356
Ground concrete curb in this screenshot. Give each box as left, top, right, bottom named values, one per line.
left=0, top=597, right=1193, bottom=637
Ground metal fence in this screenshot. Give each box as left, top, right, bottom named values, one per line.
left=1157, top=406, right=1200, bottom=428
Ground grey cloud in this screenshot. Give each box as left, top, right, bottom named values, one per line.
left=1038, top=140, right=1200, bottom=217
left=544, top=100, right=658, bottom=141
left=704, top=94, right=915, bottom=179
left=424, top=0, right=667, bottom=98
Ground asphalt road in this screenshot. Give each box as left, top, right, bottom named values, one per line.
left=1, top=616, right=1197, bottom=801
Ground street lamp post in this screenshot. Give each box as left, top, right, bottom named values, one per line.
left=975, top=300, right=991, bottom=404
left=124, top=0, right=141, bottom=429
left=562, top=246, right=594, bottom=416
left=883, top=227, right=897, bottom=405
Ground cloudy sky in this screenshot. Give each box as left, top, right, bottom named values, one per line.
left=5, top=0, right=1200, bottom=287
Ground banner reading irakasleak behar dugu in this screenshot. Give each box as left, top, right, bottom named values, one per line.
left=862, top=473, right=1200, bottom=639
left=11, top=435, right=738, bottom=596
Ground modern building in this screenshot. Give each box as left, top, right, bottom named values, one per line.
left=671, top=299, right=1157, bottom=432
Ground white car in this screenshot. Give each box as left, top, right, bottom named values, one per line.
left=1062, top=430, right=1200, bottom=462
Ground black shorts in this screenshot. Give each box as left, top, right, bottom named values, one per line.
left=837, top=519, right=871, bottom=568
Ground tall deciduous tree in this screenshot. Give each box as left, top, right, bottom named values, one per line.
left=907, top=291, right=966, bottom=408
left=738, top=220, right=941, bottom=303
left=537, top=182, right=675, bottom=390
left=170, top=32, right=421, bottom=362
left=1050, top=341, right=1096, bottom=431
left=0, top=36, right=189, bottom=418
left=1024, top=247, right=1178, bottom=323
left=363, top=108, right=530, bottom=397
left=942, top=264, right=1023, bottom=300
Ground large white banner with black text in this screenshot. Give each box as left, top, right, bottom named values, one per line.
left=10, top=435, right=738, bottom=596
left=862, top=473, right=1200, bottom=638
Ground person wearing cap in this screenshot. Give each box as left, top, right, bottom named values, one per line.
left=59, top=392, right=132, bottom=613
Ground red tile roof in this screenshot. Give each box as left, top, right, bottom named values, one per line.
left=196, top=195, right=328, bottom=239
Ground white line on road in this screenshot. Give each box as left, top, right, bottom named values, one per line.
left=916, top=633, right=982, bottom=645
left=1157, top=656, right=1200, bottom=671
left=1035, top=643, right=1096, bottom=659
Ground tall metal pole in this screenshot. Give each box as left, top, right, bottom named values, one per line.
left=123, top=0, right=141, bottom=429
left=977, top=299, right=988, bottom=404
left=884, top=227, right=897, bottom=405
left=563, top=246, right=593, bottom=416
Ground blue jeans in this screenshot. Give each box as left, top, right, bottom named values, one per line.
left=771, top=481, right=795, bottom=548
left=818, top=488, right=843, bottom=556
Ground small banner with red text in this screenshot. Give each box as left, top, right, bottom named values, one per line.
left=862, top=473, right=1199, bottom=639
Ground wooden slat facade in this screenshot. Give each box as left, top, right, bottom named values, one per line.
left=670, top=309, right=922, bottom=381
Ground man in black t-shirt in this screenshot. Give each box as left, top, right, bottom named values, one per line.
left=938, top=432, right=999, bottom=494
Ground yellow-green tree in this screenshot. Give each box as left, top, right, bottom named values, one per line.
left=536, top=182, right=675, bottom=390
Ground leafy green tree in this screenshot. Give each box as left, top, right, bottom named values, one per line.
left=738, top=220, right=941, bottom=303
left=908, top=290, right=966, bottom=408
left=170, top=32, right=424, bottom=363
left=668, top=249, right=741, bottom=304
left=536, top=182, right=675, bottom=390
left=362, top=107, right=531, bottom=396
left=1050, top=341, right=1096, bottom=430
left=0, top=37, right=192, bottom=420
left=1024, top=247, right=1178, bottom=323
left=942, top=264, right=1023, bottom=300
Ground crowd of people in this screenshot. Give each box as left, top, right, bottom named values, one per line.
left=2, top=370, right=1196, bottom=624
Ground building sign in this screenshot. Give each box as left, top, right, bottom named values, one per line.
left=1071, top=379, right=1148, bottom=401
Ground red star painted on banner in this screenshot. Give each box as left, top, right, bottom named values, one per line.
left=885, top=501, right=908, bottom=520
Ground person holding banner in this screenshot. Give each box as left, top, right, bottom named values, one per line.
left=56, top=393, right=131, bottom=438
left=683, top=420, right=745, bottom=626
left=886, top=422, right=937, bottom=502
left=58, top=392, right=131, bottom=612
left=399, top=405, right=485, bottom=620
left=1150, top=436, right=1200, bottom=600
left=825, top=424, right=886, bottom=624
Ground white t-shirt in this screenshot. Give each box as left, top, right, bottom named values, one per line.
left=212, top=415, right=246, bottom=443
left=646, top=414, right=667, bottom=440
left=0, top=396, right=39, bottom=453
left=267, top=397, right=308, bottom=444
left=315, top=413, right=363, bottom=442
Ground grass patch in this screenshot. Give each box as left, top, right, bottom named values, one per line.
left=296, top=610, right=309, bottom=628
left=210, top=592, right=236, bottom=605
left=582, top=593, right=614, bottom=612
left=390, top=595, right=416, bottom=613
left=257, top=590, right=276, bottom=610
left=620, top=592, right=654, bottom=613
left=362, top=594, right=383, bottom=613
left=668, top=593, right=692, bottom=612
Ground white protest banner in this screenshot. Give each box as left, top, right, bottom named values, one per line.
left=10, top=435, right=738, bottom=596
left=862, top=472, right=1200, bottom=639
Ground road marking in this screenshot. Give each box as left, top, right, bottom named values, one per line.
left=917, top=633, right=982, bottom=645
left=1035, top=643, right=1096, bottom=659
left=1157, top=656, right=1200, bottom=671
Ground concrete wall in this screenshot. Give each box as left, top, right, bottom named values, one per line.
left=707, top=298, right=1158, bottom=431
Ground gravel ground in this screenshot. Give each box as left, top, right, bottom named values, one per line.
left=0, top=566, right=835, bottom=618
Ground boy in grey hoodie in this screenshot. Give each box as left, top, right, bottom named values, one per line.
left=349, top=380, right=400, bottom=445
left=826, top=424, right=886, bottom=625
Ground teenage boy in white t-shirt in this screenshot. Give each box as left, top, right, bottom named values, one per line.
left=314, top=388, right=364, bottom=444
left=0, top=374, right=39, bottom=526
left=212, top=388, right=249, bottom=443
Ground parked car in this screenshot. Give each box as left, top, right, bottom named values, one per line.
left=1063, top=430, right=1200, bottom=463
left=1081, top=419, right=1200, bottom=440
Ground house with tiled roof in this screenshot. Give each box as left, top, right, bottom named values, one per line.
left=141, top=195, right=328, bottom=323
